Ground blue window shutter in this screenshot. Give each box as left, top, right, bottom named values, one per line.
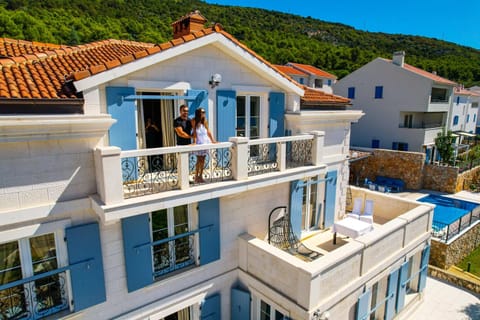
left=418, top=245, right=431, bottom=292
left=188, top=89, right=209, bottom=120
left=65, top=223, right=106, bottom=311
left=356, top=289, right=371, bottom=320
left=231, top=287, right=250, bottom=320
left=199, top=198, right=220, bottom=265
left=396, top=260, right=409, bottom=312
left=348, top=87, right=355, bottom=99
left=375, top=86, right=383, bottom=99
left=121, top=214, right=153, bottom=292
left=404, top=143, right=408, bottom=151
left=106, top=87, right=137, bottom=151
left=385, top=268, right=400, bottom=320
left=201, top=293, right=221, bottom=320
left=216, top=90, right=236, bottom=142
left=289, top=180, right=303, bottom=238
left=269, top=92, right=285, bottom=137
left=372, top=139, right=379, bottom=148
left=324, top=170, right=337, bottom=228
left=425, top=148, right=431, bottom=163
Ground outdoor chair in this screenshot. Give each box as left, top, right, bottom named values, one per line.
left=347, top=197, right=363, bottom=219
left=359, top=199, right=374, bottom=224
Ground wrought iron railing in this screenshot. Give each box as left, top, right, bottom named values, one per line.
left=286, top=138, right=313, bottom=168
left=432, top=209, right=479, bottom=242
left=122, top=153, right=179, bottom=198
left=153, top=233, right=196, bottom=278
left=188, top=147, right=232, bottom=185
left=0, top=272, right=68, bottom=320
left=247, top=142, right=279, bottom=176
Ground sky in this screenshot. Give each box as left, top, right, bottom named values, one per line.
left=205, top=0, right=480, bottom=50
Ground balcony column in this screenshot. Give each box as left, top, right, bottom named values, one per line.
left=229, top=137, right=249, bottom=180
left=277, top=142, right=287, bottom=171
left=94, top=146, right=123, bottom=205
left=177, top=152, right=191, bottom=190
left=310, top=131, right=325, bottom=166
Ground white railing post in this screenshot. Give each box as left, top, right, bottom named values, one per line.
left=229, top=137, right=249, bottom=180
left=310, top=131, right=325, bottom=166
left=177, top=152, right=191, bottom=189
left=277, top=142, right=287, bottom=171
left=94, top=147, right=124, bottom=205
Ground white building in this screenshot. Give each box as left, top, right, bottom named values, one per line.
left=0, top=12, right=433, bottom=320
left=334, top=51, right=457, bottom=159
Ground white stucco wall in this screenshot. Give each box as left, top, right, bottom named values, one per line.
left=334, top=58, right=452, bottom=151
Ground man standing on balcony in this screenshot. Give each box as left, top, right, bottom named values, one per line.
left=174, top=104, right=193, bottom=145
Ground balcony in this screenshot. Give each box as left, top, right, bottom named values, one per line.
left=92, top=132, right=326, bottom=222
left=238, top=186, right=433, bottom=314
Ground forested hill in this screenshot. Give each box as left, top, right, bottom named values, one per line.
left=1, top=0, right=479, bottom=86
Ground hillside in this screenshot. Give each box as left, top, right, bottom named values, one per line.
left=1, top=0, right=479, bottom=86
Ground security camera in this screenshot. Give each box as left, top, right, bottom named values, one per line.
left=209, top=73, right=222, bottom=88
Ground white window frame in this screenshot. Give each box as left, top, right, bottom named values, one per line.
left=301, top=177, right=322, bottom=233
left=150, top=204, right=199, bottom=278
left=0, top=220, right=73, bottom=317
left=252, top=296, right=289, bottom=320
left=234, top=91, right=268, bottom=139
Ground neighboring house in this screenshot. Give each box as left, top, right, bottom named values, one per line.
left=0, top=11, right=433, bottom=320
left=334, top=51, right=457, bottom=161
left=275, top=62, right=337, bottom=93
left=469, top=86, right=480, bottom=134
left=450, top=87, right=479, bottom=153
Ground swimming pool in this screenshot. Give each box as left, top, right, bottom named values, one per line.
left=418, top=194, right=478, bottom=225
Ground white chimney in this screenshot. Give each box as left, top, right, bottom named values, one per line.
left=392, top=51, right=405, bottom=67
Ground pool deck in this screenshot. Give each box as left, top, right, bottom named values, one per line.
left=396, top=190, right=480, bottom=319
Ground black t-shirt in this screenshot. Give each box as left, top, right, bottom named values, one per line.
left=174, top=117, right=192, bottom=145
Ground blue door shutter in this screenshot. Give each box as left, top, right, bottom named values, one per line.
left=188, top=89, right=209, bottom=120
left=216, top=90, right=236, bottom=142
left=385, top=268, right=400, bottom=320
left=199, top=198, right=220, bottom=265
left=121, top=214, right=153, bottom=292
left=65, top=223, right=106, bottom=311
left=418, top=245, right=431, bottom=292
left=231, top=287, right=250, bottom=320
left=201, top=293, right=221, bottom=320
left=269, top=92, right=285, bottom=137
left=106, top=86, right=137, bottom=151
left=324, top=170, right=337, bottom=228
left=290, top=180, right=303, bottom=238
left=356, top=289, right=371, bottom=320
left=396, top=260, right=409, bottom=312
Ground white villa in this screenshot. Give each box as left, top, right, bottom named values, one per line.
left=275, top=63, right=337, bottom=94
left=334, top=51, right=459, bottom=160
left=0, top=11, right=434, bottom=320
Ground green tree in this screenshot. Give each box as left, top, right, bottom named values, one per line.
left=435, top=130, right=456, bottom=165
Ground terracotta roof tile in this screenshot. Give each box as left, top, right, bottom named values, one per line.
left=381, top=58, right=456, bottom=86
left=287, top=62, right=337, bottom=79
left=0, top=25, right=300, bottom=102
left=274, top=65, right=308, bottom=76
left=301, top=86, right=350, bottom=106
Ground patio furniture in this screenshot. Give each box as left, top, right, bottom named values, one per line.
left=359, top=199, right=374, bottom=224
left=268, top=206, right=321, bottom=260
left=375, top=176, right=404, bottom=192
left=347, top=197, right=363, bottom=219
left=332, top=217, right=373, bottom=244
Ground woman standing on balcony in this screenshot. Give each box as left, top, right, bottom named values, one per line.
left=192, top=108, right=216, bottom=183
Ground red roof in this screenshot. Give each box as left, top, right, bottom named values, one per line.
left=287, top=62, right=337, bottom=79
left=0, top=24, right=299, bottom=101
left=455, top=87, right=480, bottom=96
left=301, top=86, right=350, bottom=106
left=274, top=64, right=308, bottom=76
left=382, top=58, right=456, bottom=86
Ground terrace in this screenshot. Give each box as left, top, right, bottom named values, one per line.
left=238, top=186, right=434, bottom=315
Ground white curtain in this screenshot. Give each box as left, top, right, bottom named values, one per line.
left=160, top=97, right=176, bottom=169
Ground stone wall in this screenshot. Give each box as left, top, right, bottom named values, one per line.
left=457, top=166, right=480, bottom=192
left=350, top=149, right=425, bottom=189
left=429, top=223, right=480, bottom=269
left=423, top=164, right=458, bottom=193
left=350, top=148, right=480, bottom=193
left=428, top=265, right=480, bottom=294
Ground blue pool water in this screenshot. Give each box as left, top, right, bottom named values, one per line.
left=418, top=194, right=478, bottom=225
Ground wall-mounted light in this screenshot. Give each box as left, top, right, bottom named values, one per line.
left=209, top=73, right=222, bottom=88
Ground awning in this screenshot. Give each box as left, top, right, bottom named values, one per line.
left=457, top=131, right=477, bottom=137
